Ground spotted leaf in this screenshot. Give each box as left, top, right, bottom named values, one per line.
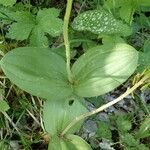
left=72, top=9, right=132, bottom=36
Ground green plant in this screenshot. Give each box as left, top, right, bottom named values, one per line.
left=95, top=114, right=150, bottom=150
left=103, top=0, right=150, bottom=24
left=0, top=6, right=63, bottom=47
left=0, top=0, right=150, bottom=149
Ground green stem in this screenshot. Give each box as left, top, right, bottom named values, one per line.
left=61, top=75, right=149, bottom=136
left=63, top=0, right=73, bottom=83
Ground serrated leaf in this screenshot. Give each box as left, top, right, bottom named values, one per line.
left=116, top=115, right=132, bottom=133
left=36, top=8, right=63, bottom=37
left=36, top=8, right=60, bottom=20
left=5, top=8, right=63, bottom=46
left=0, top=100, right=9, bottom=112
left=97, top=121, right=112, bottom=140
left=43, top=96, right=87, bottom=135
left=0, top=47, right=73, bottom=101
left=6, top=11, right=35, bottom=41
left=121, top=133, right=149, bottom=150
left=10, top=11, right=35, bottom=22
left=0, top=0, right=16, bottom=6
left=72, top=9, right=132, bottom=36
left=6, top=22, right=35, bottom=41
left=135, top=117, right=150, bottom=139
left=72, top=43, right=138, bottom=97
left=48, top=134, right=92, bottom=150
left=29, top=26, right=49, bottom=47
left=121, top=133, right=139, bottom=147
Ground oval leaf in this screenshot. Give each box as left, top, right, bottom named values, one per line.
left=43, top=96, right=87, bottom=135
left=65, top=134, right=92, bottom=150
left=0, top=47, right=73, bottom=100
left=48, top=134, right=92, bottom=150
left=48, top=135, right=65, bottom=150
left=72, top=43, right=138, bottom=97
left=72, top=9, right=132, bottom=36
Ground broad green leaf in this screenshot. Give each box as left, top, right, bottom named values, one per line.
left=43, top=96, right=87, bottom=135
left=51, top=46, right=76, bottom=59
left=72, top=9, right=132, bottom=36
left=0, top=0, right=16, bottom=6
left=72, top=43, right=138, bottom=97
left=48, top=135, right=66, bottom=150
left=48, top=134, right=92, bottom=150
left=0, top=100, right=9, bottom=112
left=65, top=134, right=92, bottom=150
left=0, top=47, right=73, bottom=100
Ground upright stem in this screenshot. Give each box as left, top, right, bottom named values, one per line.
left=61, top=75, right=149, bottom=135
left=63, top=0, right=73, bottom=83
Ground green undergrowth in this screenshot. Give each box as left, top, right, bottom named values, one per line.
left=0, top=0, right=150, bottom=149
